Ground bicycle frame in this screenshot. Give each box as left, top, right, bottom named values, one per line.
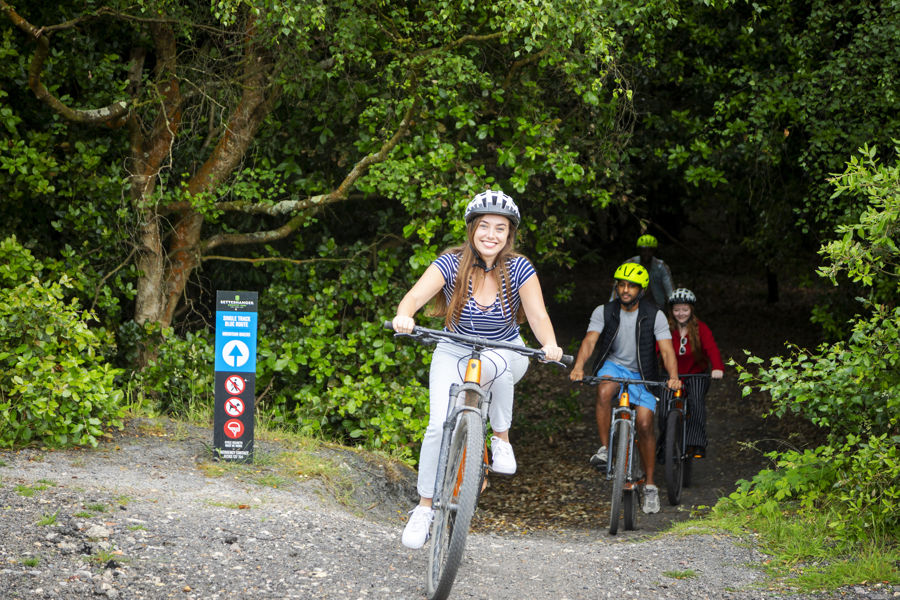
left=581, top=375, right=667, bottom=534
left=431, top=352, right=492, bottom=515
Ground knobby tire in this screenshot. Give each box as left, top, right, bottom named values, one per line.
left=426, top=410, right=483, bottom=600
left=623, top=438, right=638, bottom=532
left=664, top=410, right=684, bottom=505
left=609, top=420, right=629, bottom=535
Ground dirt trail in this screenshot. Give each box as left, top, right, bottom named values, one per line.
left=474, top=248, right=826, bottom=537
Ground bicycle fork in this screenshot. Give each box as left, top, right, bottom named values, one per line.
left=607, top=391, right=640, bottom=489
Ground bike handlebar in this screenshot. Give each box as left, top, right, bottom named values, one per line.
left=579, top=375, right=669, bottom=388
left=383, top=321, right=573, bottom=367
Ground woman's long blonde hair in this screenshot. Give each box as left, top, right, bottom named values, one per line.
left=429, top=216, right=525, bottom=330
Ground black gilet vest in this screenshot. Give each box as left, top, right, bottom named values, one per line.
left=589, top=299, right=660, bottom=380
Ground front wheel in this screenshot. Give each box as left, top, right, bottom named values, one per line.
left=427, top=410, right=483, bottom=600
left=664, top=410, right=684, bottom=505
left=608, top=420, right=630, bottom=535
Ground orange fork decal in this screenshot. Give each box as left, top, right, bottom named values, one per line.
left=464, top=359, right=481, bottom=384
left=454, top=448, right=467, bottom=497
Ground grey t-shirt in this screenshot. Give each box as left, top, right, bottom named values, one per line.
left=587, top=304, right=671, bottom=372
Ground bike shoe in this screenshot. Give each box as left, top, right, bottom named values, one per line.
left=490, top=436, right=517, bottom=475
left=401, top=505, right=434, bottom=549
left=642, top=485, right=660, bottom=514
left=589, top=446, right=608, bottom=468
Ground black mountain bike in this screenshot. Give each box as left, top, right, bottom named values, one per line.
left=386, top=322, right=571, bottom=600
left=658, top=373, right=711, bottom=505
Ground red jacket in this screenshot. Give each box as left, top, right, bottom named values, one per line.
left=672, top=320, right=725, bottom=374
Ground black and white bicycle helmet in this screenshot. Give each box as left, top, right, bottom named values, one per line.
left=464, top=190, right=521, bottom=228
left=668, top=288, right=697, bottom=306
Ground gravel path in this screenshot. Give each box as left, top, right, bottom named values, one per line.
left=2, top=420, right=891, bottom=600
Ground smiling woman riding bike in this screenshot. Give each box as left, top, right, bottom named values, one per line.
left=391, top=189, right=563, bottom=549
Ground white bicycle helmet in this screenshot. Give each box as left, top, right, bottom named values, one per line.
left=668, top=288, right=697, bottom=305
left=464, top=190, right=521, bottom=228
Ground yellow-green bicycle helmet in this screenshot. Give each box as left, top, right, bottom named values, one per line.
left=614, top=262, right=650, bottom=288
left=636, top=234, right=658, bottom=248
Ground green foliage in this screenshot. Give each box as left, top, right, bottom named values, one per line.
left=723, top=436, right=900, bottom=542
left=119, top=322, right=215, bottom=418
left=254, top=232, right=431, bottom=464
left=0, top=236, right=124, bottom=448
left=737, top=304, right=899, bottom=440
left=818, top=142, right=900, bottom=301
left=734, top=146, right=900, bottom=545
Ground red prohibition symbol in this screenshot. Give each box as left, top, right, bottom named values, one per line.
left=224, top=396, right=245, bottom=417
left=224, top=418, right=244, bottom=439
left=224, top=375, right=245, bottom=395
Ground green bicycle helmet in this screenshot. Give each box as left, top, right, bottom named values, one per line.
left=614, top=262, right=650, bottom=288
left=636, top=234, right=658, bottom=248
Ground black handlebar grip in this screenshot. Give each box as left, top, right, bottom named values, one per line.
left=561, top=354, right=574, bottom=367
left=383, top=320, right=395, bottom=331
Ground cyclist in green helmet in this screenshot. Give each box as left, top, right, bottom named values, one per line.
left=570, top=262, right=681, bottom=514
left=610, top=234, right=675, bottom=308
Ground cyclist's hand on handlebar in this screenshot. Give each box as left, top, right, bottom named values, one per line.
left=541, top=344, right=563, bottom=363
left=666, top=376, right=682, bottom=391
left=569, top=366, right=584, bottom=381
left=711, top=369, right=724, bottom=380
left=392, top=315, right=415, bottom=334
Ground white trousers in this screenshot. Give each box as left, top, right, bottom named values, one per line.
left=417, top=340, right=529, bottom=498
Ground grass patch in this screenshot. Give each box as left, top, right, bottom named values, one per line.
left=14, top=484, right=36, bottom=497
left=195, top=430, right=356, bottom=505
left=21, top=556, right=40, bottom=567
left=84, top=502, right=108, bottom=513
left=127, top=524, right=147, bottom=531
left=663, top=569, right=698, bottom=579
left=74, top=510, right=95, bottom=518
left=37, top=510, right=59, bottom=526
left=683, top=499, right=900, bottom=594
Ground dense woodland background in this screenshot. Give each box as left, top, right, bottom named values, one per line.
left=1, top=0, right=897, bottom=554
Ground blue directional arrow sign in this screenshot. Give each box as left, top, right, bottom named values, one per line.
left=215, top=311, right=257, bottom=372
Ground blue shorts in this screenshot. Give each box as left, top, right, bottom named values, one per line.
left=596, top=361, right=658, bottom=413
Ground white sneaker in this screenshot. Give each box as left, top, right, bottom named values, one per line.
left=643, top=485, right=660, bottom=514
left=490, top=436, right=517, bottom=475
left=401, top=505, right=434, bottom=549
left=589, top=446, right=608, bottom=467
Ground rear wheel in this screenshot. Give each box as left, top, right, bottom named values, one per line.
left=427, top=410, right=483, bottom=600
left=608, top=420, right=629, bottom=535
left=664, top=410, right=684, bottom=505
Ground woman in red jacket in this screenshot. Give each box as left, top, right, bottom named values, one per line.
left=666, top=288, right=724, bottom=457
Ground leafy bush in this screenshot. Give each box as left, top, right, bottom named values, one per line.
left=732, top=145, right=900, bottom=544
left=0, top=236, right=124, bottom=447
left=118, top=321, right=215, bottom=418
left=722, top=435, right=900, bottom=541
left=738, top=304, right=899, bottom=442
left=256, top=236, right=431, bottom=464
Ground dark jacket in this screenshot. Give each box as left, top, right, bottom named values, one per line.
left=590, top=299, right=660, bottom=380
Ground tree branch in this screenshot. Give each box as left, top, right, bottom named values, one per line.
left=1, top=0, right=133, bottom=126
left=198, top=96, right=420, bottom=251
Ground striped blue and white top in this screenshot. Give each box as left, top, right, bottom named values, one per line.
left=433, top=252, right=536, bottom=341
